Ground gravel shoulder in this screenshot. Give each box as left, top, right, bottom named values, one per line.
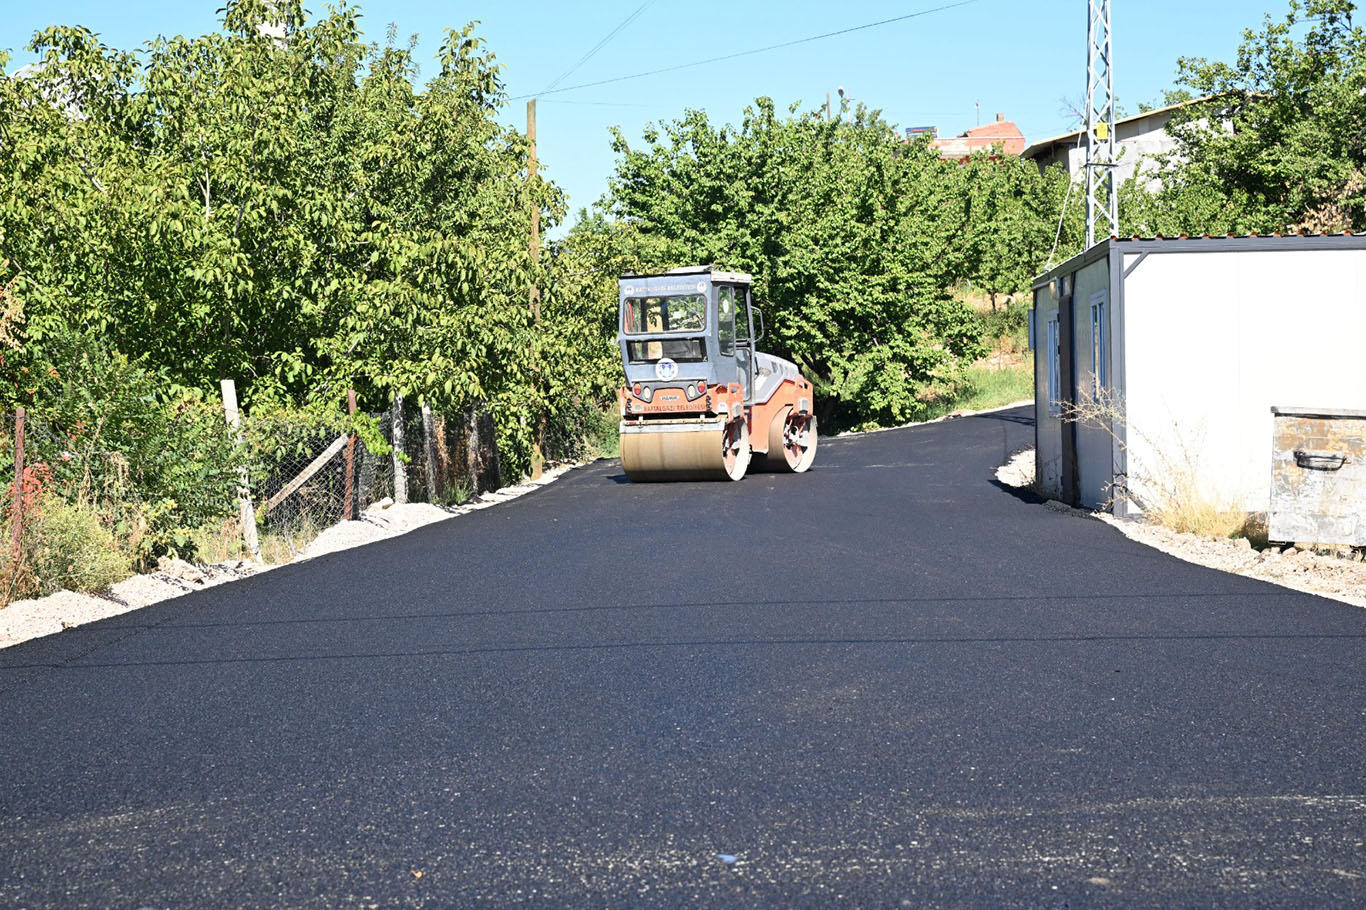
left=0, top=463, right=580, bottom=650
left=996, top=447, right=1366, bottom=609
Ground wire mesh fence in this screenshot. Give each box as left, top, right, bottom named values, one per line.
left=248, top=402, right=505, bottom=540
left=1, top=396, right=511, bottom=601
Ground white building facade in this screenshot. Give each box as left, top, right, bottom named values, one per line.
left=1022, top=99, right=1221, bottom=189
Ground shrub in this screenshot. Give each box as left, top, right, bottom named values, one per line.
left=2, top=496, right=130, bottom=599
left=542, top=398, right=618, bottom=463
left=8, top=335, right=243, bottom=567
left=980, top=297, right=1031, bottom=354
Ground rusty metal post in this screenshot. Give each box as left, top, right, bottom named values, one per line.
left=342, top=389, right=357, bottom=520
left=9, top=407, right=25, bottom=575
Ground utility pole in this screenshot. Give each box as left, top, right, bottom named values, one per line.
left=1084, top=0, right=1118, bottom=247
left=527, top=98, right=545, bottom=479
left=527, top=98, right=541, bottom=323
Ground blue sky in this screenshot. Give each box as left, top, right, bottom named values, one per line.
left=6, top=1, right=1288, bottom=235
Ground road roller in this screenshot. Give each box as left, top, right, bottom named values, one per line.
left=617, top=266, right=818, bottom=482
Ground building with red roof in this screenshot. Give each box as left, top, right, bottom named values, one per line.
left=927, top=114, right=1026, bottom=161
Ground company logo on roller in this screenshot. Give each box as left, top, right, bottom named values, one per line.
left=655, top=358, right=679, bottom=382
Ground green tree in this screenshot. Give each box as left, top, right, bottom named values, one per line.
left=0, top=0, right=570, bottom=476
left=957, top=150, right=1058, bottom=308
left=1124, top=0, right=1365, bottom=235
left=586, top=99, right=988, bottom=428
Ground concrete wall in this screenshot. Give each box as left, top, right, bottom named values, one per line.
left=1121, top=248, right=1366, bottom=515
left=1028, top=109, right=1180, bottom=187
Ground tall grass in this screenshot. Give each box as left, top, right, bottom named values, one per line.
left=1063, top=391, right=1267, bottom=545
left=950, top=363, right=1034, bottom=413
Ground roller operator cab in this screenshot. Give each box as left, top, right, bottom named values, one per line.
left=617, top=266, right=818, bottom=481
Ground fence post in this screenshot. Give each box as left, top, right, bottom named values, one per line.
left=343, top=389, right=357, bottom=520
left=220, top=380, right=262, bottom=562
left=391, top=393, right=408, bottom=504
left=421, top=403, right=438, bottom=503
left=9, top=407, right=25, bottom=579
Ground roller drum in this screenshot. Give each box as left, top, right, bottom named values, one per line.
left=620, top=420, right=751, bottom=482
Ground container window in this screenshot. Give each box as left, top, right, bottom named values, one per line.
left=1089, top=291, right=1108, bottom=395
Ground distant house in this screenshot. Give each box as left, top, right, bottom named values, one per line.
left=1021, top=97, right=1222, bottom=187
left=927, top=114, right=1026, bottom=161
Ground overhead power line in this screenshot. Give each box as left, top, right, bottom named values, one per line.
left=540, top=1, right=656, bottom=95
left=512, top=0, right=983, bottom=101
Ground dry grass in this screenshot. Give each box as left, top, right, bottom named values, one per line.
left=188, top=516, right=324, bottom=566
left=258, top=521, right=324, bottom=565
left=1063, top=391, right=1268, bottom=546
left=1143, top=478, right=1267, bottom=545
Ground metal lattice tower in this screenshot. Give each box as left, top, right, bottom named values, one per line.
left=1084, top=0, right=1118, bottom=247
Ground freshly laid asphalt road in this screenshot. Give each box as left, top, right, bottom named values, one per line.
left=2, top=406, right=1365, bottom=906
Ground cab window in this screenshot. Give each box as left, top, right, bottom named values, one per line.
left=717, top=287, right=736, bottom=354
left=626, top=339, right=707, bottom=363
left=623, top=294, right=707, bottom=334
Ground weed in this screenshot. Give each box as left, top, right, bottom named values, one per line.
left=1063, top=391, right=1264, bottom=544
left=258, top=519, right=323, bottom=565
left=440, top=479, right=474, bottom=506
left=2, top=496, right=130, bottom=600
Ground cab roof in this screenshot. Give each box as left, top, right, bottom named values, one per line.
left=621, top=265, right=753, bottom=285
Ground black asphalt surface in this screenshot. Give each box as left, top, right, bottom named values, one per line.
left=2, top=406, right=1365, bottom=907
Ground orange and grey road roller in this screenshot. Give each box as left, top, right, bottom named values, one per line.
left=617, top=266, right=818, bottom=482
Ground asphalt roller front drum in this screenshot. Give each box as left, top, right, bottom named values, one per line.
left=619, top=419, right=752, bottom=482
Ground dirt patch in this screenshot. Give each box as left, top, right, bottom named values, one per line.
left=974, top=350, right=1029, bottom=372
left=997, top=447, right=1366, bottom=609
left=0, top=464, right=580, bottom=650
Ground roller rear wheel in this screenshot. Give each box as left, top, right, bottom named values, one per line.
left=765, top=409, right=817, bottom=473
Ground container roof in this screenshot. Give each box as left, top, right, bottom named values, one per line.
left=1032, top=231, right=1366, bottom=290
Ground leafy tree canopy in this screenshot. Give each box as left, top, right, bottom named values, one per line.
left=574, top=99, right=1017, bottom=428
left=1123, top=0, right=1365, bottom=235
left=0, top=0, right=572, bottom=475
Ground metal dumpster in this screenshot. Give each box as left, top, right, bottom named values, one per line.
left=1269, top=407, right=1366, bottom=547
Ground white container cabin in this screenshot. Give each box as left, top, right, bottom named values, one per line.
left=1030, top=234, right=1366, bottom=518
